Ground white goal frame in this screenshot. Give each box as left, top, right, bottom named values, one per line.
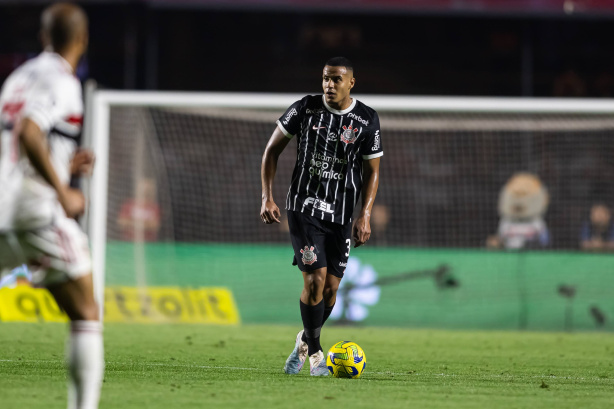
left=86, top=90, right=614, bottom=317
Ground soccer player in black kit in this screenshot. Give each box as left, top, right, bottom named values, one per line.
left=261, top=57, right=382, bottom=376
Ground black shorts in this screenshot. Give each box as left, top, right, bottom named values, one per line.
left=287, top=210, right=352, bottom=278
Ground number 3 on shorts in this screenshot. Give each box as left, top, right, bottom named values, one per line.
left=345, top=238, right=351, bottom=257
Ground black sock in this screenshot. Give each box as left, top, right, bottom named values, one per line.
left=322, top=303, right=335, bottom=325
left=302, top=302, right=335, bottom=345
left=300, top=299, right=324, bottom=356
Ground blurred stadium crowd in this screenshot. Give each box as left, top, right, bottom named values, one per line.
left=1, top=0, right=614, bottom=96
left=1, top=1, right=612, bottom=251
left=105, top=107, right=614, bottom=250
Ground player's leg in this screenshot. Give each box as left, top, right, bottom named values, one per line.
left=47, top=273, right=98, bottom=321
left=300, top=266, right=330, bottom=375
left=47, top=274, right=103, bottom=409
left=321, top=218, right=351, bottom=325
left=300, top=267, right=327, bottom=354
left=301, top=271, right=338, bottom=342
left=285, top=210, right=328, bottom=375
left=290, top=211, right=327, bottom=356
left=322, top=273, right=341, bottom=325
left=24, top=220, right=103, bottom=409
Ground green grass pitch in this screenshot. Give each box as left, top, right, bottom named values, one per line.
left=1, top=323, right=613, bottom=408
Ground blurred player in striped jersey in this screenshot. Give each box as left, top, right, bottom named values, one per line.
left=0, top=4, right=102, bottom=408
left=261, top=57, right=382, bottom=376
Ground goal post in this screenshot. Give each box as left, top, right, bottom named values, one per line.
left=88, top=90, right=110, bottom=318
left=85, top=90, right=614, bottom=329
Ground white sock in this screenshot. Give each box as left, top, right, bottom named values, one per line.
left=67, top=321, right=104, bottom=409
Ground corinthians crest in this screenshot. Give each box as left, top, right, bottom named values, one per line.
left=300, top=246, right=317, bottom=265
left=340, top=125, right=359, bottom=144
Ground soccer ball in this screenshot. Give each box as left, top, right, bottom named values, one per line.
left=326, top=341, right=366, bottom=378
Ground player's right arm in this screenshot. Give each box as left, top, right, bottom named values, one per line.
left=19, top=117, right=85, bottom=217
left=70, top=148, right=95, bottom=177
left=260, top=126, right=290, bottom=224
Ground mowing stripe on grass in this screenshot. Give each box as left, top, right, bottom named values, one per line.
left=1, top=359, right=612, bottom=382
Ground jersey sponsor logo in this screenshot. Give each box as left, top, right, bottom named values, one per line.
left=372, top=130, right=380, bottom=151
left=312, top=152, right=347, bottom=165
left=340, top=125, right=359, bottom=145
left=304, top=197, right=335, bottom=214
left=309, top=155, right=345, bottom=180
left=348, top=112, right=369, bottom=126
left=282, top=108, right=297, bottom=125
left=339, top=262, right=347, bottom=267
left=306, top=108, right=324, bottom=115
left=300, top=245, right=318, bottom=265
left=327, top=132, right=337, bottom=142
left=312, top=125, right=326, bottom=130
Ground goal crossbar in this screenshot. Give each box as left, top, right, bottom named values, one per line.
left=93, top=91, right=614, bottom=113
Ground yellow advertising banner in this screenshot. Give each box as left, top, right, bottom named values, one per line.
left=104, top=286, right=240, bottom=324
left=0, top=285, right=68, bottom=323
left=0, top=286, right=240, bottom=324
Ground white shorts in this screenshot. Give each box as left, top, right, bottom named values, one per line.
left=0, top=215, right=91, bottom=287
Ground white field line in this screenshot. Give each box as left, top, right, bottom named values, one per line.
left=1, top=359, right=612, bottom=382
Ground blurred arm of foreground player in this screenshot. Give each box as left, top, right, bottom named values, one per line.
left=19, top=117, right=85, bottom=218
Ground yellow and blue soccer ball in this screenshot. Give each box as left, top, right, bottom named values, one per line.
left=326, top=341, right=366, bottom=378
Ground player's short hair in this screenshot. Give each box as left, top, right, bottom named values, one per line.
left=41, top=3, right=88, bottom=52
left=325, top=57, right=354, bottom=73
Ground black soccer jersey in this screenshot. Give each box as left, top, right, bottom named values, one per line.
left=277, top=95, right=383, bottom=225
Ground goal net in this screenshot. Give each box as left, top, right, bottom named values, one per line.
left=86, top=92, right=614, bottom=330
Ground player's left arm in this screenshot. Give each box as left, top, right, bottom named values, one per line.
left=19, top=117, right=85, bottom=217
left=353, top=157, right=380, bottom=248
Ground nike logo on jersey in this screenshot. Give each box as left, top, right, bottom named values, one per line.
left=312, top=126, right=327, bottom=130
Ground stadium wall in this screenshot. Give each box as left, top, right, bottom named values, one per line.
left=105, top=242, right=614, bottom=332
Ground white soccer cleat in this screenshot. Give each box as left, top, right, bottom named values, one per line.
left=283, top=330, right=308, bottom=374
left=309, top=350, right=329, bottom=376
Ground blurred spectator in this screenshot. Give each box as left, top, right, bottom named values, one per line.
left=553, top=69, right=586, bottom=97
left=487, top=173, right=550, bottom=250
left=117, top=178, right=161, bottom=241
left=592, top=71, right=614, bottom=97
left=300, top=24, right=362, bottom=50
left=580, top=203, right=614, bottom=251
